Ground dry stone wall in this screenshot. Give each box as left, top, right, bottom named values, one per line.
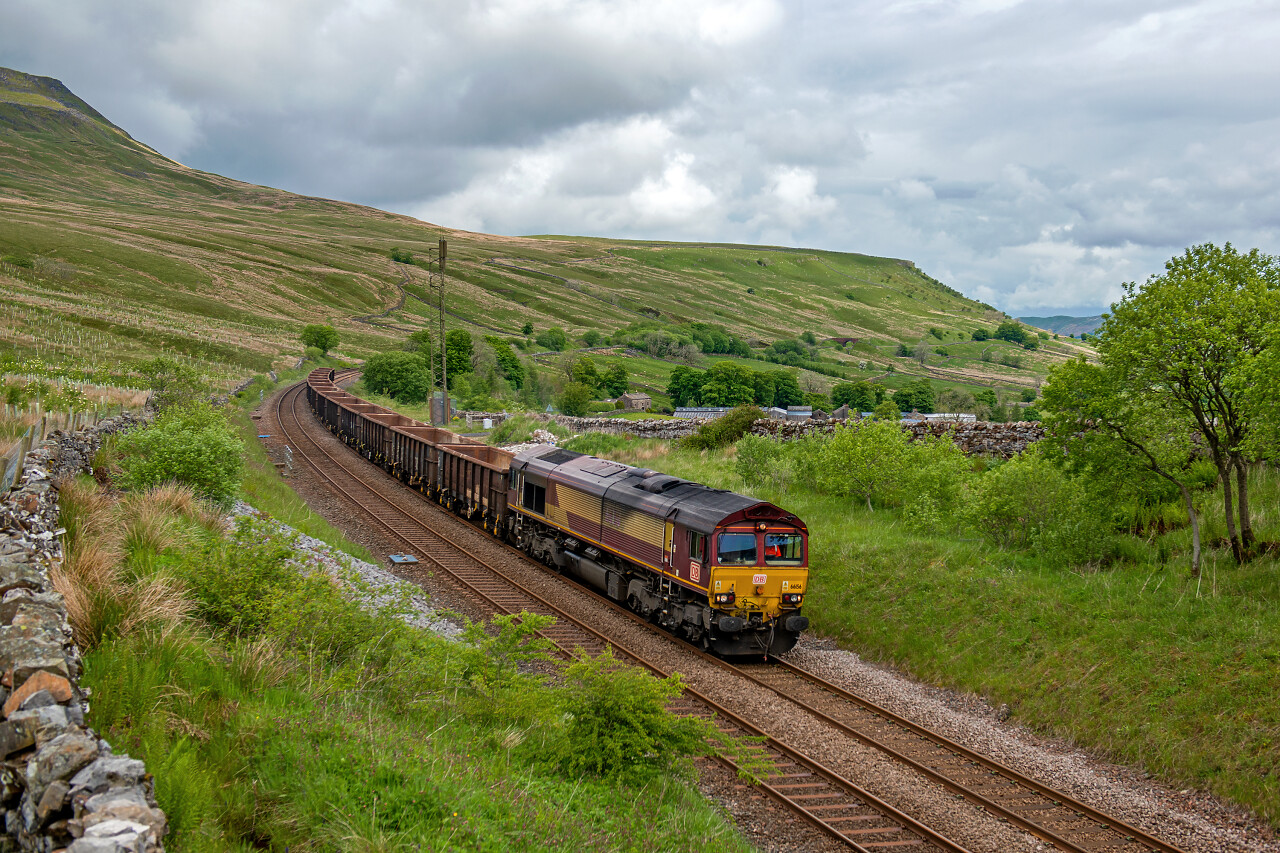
left=0, top=414, right=165, bottom=852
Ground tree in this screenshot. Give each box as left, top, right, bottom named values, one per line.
left=699, top=362, right=756, bottom=407
left=993, top=320, right=1027, bottom=344
left=750, top=371, right=776, bottom=407
left=405, top=329, right=433, bottom=358
left=535, top=327, right=568, bottom=351
left=557, top=382, right=594, bottom=417
left=601, top=363, right=628, bottom=397
left=666, top=366, right=704, bottom=407
left=483, top=336, right=525, bottom=389
left=582, top=330, right=603, bottom=347
left=117, top=403, right=244, bottom=508
left=1040, top=356, right=1203, bottom=573
left=770, top=371, right=804, bottom=408
left=300, top=324, right=338, bottom=354
left=832, top=381, right=884, bottom=412
left=894, top=379, right=935, bottom=414
left=521, top=322, right=534, bottom=336
left=446, top=329, right=474, bottom=380
left=972, top=328, right=990, bottom=341
left=1098, top=242, right=1280, bottom=562
left=799, top=330, right=818, bottom=345
left=568, top=355, right=601, bottom=391
left=873, top=399, right=900, bottom=420
left=363, top=352, right=431, bottom=403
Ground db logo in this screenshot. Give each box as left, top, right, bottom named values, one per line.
left=690, top=561, right=701, bottom=582
left=752, top=574, right=767, bottom=585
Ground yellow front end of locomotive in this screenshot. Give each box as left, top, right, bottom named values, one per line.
left=708, top=566, right=807, bottom=620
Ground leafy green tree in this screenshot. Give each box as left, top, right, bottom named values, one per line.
left=521, top=321, right=534, bottom=336
left=698, top=362, right=756, bottom=407
left=117, top=403, right=243, bottom=508
left=582, top=330, right=603, bottom=347
left=750, top=371, right=776, bottom=407
left=601, top=363, right=628, bottom=397
left=139, top=355, right=205, bottom=410
left=568, top=355, right=601, bottom=391
left=832, top=381, right=884, bottom=412
left=799, top=330, right=818, bottom=345
left=734, top=433, right=786, bottom=489
left=535, top=327, right=568, bottom=351
left=805, top=392, right=831, bottom=411
left=770, top=370, right=804, bottom=408
left=300, top=324, right=338, bottom=354
left=666, top=366, right=704, bottom=407
left=363, top=351, right=431, bottom=403
left=993, top=320, right=1027, bottom=344
left=1022, top=336, right=1039, bottom=350
left=873, top=399, right=900, bottom=420
left=405, top=329, right=433, bottom=358
left=972, top=328, right=990, bottom=341
left=389, top=247, right=414, bottom=264
left=445, top=329, right=474, bottom=380
left=483, top=336, right=525, bottom=389
left=894, top=379, right=935, bottom=413
left=818, top=421, right=910, bottom=510
left=1099, top=242, right=1280, bottom=561
left=557, top=382, right=594, bottom=417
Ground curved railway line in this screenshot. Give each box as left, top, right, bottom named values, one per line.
left=271, top=375, right=1190, bottom=853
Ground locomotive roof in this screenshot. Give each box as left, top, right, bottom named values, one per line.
left=513, top=444, right=802, bottom=533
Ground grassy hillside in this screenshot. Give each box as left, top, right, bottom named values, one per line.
left=0, top=66, right=1089, bottom=397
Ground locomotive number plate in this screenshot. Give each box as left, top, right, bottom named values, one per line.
left=752, top=573, right=767, bottom=585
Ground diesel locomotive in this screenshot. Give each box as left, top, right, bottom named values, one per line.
left=306, top=368, right=810, bottom=656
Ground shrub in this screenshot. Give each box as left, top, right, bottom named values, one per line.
left=303, top=346, right=324, bottom=361
left=535, top=327, right=568, bottom=351
left=554, top=649, right=709, bottom=781
left=734, top=433, right=785, bottom=489
left=363, top=351, right=431, bottom=403
left=116, top=403, right=243, bottom=508
left=818, top=420, right=911, bottom=510
left=139, top=355, right=205, bottom=410
left=873, top=399, right=900, bottom=420
left=683, top=405, right=761, bottom=450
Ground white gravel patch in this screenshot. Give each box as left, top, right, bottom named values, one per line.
left=229, top=501, right=463, bottom=639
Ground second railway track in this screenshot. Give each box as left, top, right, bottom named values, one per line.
left=269, top=375, right=1190, bottom=853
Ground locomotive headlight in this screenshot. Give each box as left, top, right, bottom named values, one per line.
left=714, top=591, right=736, bottom=606
left=781, top=593, right=803, bottom=605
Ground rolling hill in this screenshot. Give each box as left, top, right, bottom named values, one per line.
left=0, top=66, right=1092, bottom=398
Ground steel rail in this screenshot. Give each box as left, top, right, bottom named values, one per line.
left=274, top=380, right=971, bottom=853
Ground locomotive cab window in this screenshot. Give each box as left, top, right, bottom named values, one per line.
left=522, top=482, right=546, bottom=514
left=688, top=531, right=705, bottom=562
left=717, top=532, right=757, bottom=566
left=764, top=532, right=804, bottom=565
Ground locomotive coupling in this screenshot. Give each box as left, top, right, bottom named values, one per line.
left=783, top=614, right=810, bottom=633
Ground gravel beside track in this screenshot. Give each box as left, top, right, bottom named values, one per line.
left=254, top=383, right=1277, bottom=853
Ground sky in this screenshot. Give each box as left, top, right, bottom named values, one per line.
left=4, top=0, right=1280, bottom=316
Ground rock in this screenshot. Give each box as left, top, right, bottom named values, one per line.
left=35, top=778, right=69, bottom=823
left=0, top=719, right=35, bottom=758
left=68, top=757, right=146, bottom=795
left=26, top=729, right=98, bottom=797
left=4, top=671, right=74, bottom=718
left=0, top=565, right=44, bottom=596
left=81, top=788, right=165, bottom=838
left=0, top=636, right=70, bottom=684
left=18, top=690, right=57, bottom=712
left=8, top=705, right=71, bottom=745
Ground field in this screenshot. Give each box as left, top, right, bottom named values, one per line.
left=0, top=66, right=1088, bottom=405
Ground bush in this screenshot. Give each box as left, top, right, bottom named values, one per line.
left=139, top=355, right=205, bottom=410
left=116, top=403, right=244, bottom=508
left=363, top=351, right=431, bottom=403
left=960, top=452, right=1112, bottom=564
left=683, top=405, right=761, bottom=450
left=303, top=346, right=324, bottom=361
left=536, top=327, right=568, bottom=351
left=554, top=649, right=709, bottom=781
left=734, top=433, right=785, bottom=489
left=873, top=399, right=900, bottom=420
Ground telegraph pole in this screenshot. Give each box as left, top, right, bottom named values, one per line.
left=427, top=239, right=449, bottom=425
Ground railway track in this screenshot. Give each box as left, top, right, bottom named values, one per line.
left=273, top=377, right=968, bottom=853
left=274, top=376, right=1189, bottom=853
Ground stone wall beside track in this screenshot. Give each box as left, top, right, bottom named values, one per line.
left=0, top=413, right=166, bottom=853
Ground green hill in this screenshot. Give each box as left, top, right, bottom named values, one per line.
left=1019, top=315, right=1105, bottom=337
left=0, top=66, right=1091, bottom=396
